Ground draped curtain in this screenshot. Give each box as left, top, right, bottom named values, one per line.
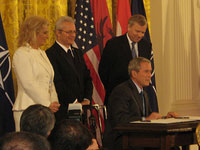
left=0, top=0, right=68, bottom=58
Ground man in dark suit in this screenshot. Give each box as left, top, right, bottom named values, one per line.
left=103, top=57, right=178, bottom=150
left=98, top=14, right=152, bottom=106
left=46, top=16, right=93, bottom=122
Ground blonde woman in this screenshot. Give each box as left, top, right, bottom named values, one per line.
left=12, top=16, right=60, bottom=131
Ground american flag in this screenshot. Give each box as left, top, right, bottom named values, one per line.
left=0, top=14, right=15, bottom=136
left=74, top=0, right=105, bottom=105
left=74, top=0, right=106, bottom=145
left=74, top=0, right=97, bottom=53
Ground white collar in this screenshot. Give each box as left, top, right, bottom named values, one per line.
left=131, top=79, right=143, bottom=94
left=56, top=41, right=72, bottom=53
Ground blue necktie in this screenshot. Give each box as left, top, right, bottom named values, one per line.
left=131, top=42, right=136, bottom=58
left=140, top=91, right=146, bottom=117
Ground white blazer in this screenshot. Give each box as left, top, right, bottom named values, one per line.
left=12, top=44, right=58, bottom=111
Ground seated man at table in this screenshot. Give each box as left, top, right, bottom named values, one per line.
left=103, top=57, right=178, bottom=150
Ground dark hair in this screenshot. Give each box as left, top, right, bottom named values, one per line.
left=128, top=57, right=151, bottom=76
left=0, top=131, right=50, bottom=150
left=51, top=119, right=92, bottom=150
left=20, top=104, right=55, bottom=137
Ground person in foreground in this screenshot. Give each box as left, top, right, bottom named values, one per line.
left=103, top=57, right=178, bottom=150
left=20, top=104, right=55, bottom=137
left=0, top=131, right=50, bottom=150
left=12, top=16, right=60, bottom=131
left=49, top=119, right=94, bottom=150
left=46, top=16, right=93, bottom=122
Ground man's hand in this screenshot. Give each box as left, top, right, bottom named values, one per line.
left=166, top=112, right=179, bottom=118
left=49, top=101, right=60, bottom=112
left=81, top=99, right=90, bottom=105
left=146, top=112, right=162, bottom=120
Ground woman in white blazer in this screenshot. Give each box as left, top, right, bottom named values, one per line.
left=12, top=16, right=60, bottom=131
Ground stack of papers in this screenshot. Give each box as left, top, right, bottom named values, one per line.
left=131, top=116, right=200, bottom=124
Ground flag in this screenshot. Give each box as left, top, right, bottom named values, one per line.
left=131, top=0, right=159, bottom=112
left=0, top=14, right=15, bottom=136
left=74, top=0, right=113, bottom=146
left=116, top=0, right=131, bottom=36
left=90, top=0, right=114, bottom=53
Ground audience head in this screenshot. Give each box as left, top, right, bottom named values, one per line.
left=0, top=131, right=50, bottom=150
left=55, top=16, right=76, bottom=48
left=128, top=57, right=152, bottom=88
left=51, top=119, right=92, bottom=150
left=20, top=104, right=55, bottom=137
left=127, top=14, right=147, bottom=43
left=18, top=16, right=49, bottom=48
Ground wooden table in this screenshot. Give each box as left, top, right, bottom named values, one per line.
left=114, top=120, right=200, bottom=150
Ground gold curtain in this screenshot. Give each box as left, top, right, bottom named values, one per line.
left=0, top=0, right=68, bottom=93
left=0, top=0, right=68, bottom=59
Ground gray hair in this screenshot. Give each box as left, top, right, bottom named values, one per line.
left=128, top=14, right=147, bottom=27
left=55, top=16, right=74, bottom=31
left=128, top=57, right=151, bottom=76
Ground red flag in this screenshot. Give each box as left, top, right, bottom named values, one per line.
left=116, top=0, right=131, bottom=36
left=90, top=0, right=114, bottom=53
left=74, top=0, right=113, bottom=146
left=89, top=0, right=114, bottom=133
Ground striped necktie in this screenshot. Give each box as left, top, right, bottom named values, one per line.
left=131, top=42, right=136, bottom=58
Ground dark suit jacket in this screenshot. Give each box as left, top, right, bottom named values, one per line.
left=98, top=34, right=152, bottom=106
left=103, top=79, right=152, bottom=150
left=46, top=42, right=93, bottom=122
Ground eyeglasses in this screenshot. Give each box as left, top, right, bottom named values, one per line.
left=59, top=30, right=76, bottom=34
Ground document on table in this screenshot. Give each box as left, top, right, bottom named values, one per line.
left=130, top=116, right=200, bottom=124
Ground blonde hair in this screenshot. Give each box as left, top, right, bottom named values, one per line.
left=128, top=14, right=147, bottom=27
left=18, top=16, right=48, bottom=47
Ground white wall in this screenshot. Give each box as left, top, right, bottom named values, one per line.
left=151, top=0, right=200, bottom=116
